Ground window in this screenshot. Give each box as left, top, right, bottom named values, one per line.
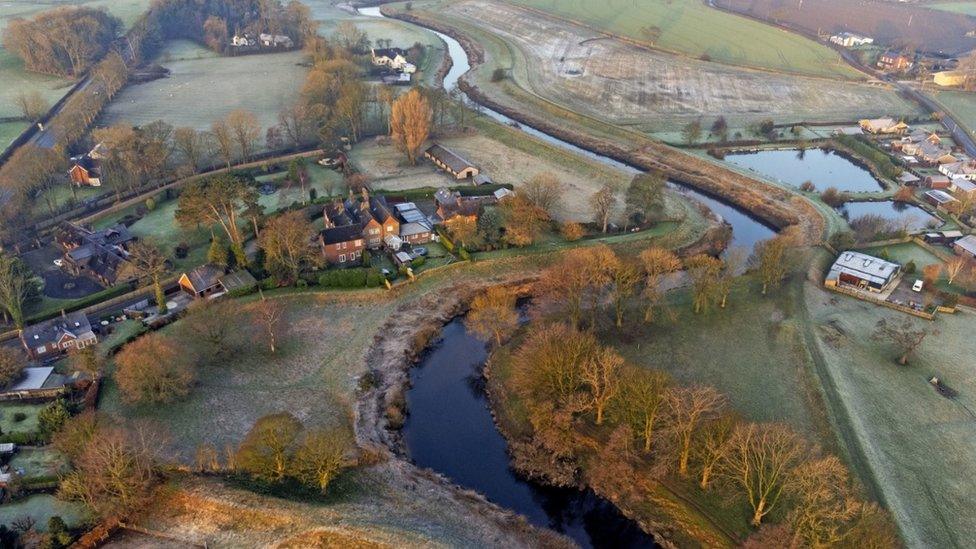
left=339, top=254, right=346, bottom=263
left=387, top=225, right=394, bottom=232
left=370, top=228, right=380, bottom=235
left=356, top=239, right=363, bottom=246
left=340, top=241, right=346, bottom=250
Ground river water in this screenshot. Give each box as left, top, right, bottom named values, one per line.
left=724, top=148, right=885, bottom=193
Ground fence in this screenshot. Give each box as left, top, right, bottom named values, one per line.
left=824, top=282, right=936, bottom=320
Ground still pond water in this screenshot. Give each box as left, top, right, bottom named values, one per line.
left=839, top=200, right=942, bottom=231
left=403, top=316, right=657, bottom=548
left=725, top=149, right=884, bottom=193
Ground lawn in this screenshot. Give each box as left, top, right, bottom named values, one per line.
left=0, top=494, right=89, bottom=531
left=933, top=90, right=976, bottom=134
left=0, top=120, right=27, bottom=149
left=805, top=270, right=976, bottom=548
left=255, top=164, right=345, bottom=211
left=0, top=403, right=45, bottom=435
left=504, top=0, right=860, bottom=78
left=858, top=241, right=945, bottom=271
left=9, top=447, right=69, bottom=480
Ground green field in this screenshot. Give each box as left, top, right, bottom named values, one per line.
left=0, top=119, right=27, bottom=148
left=928, top=1, right=976, bottom=16
left=934, top=90, right=976, bottom=134
left=506, top=0, right=860, bottom=78
left=0, top=403, right=45, bottom=435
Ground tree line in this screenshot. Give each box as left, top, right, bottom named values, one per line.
left=2, top=7, right=122, bottom=76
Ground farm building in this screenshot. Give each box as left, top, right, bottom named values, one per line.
left=20, top=312, right=96, bottom=360
left=953, top=235, right=976, bottom=259
left=178, top=265, right=256, bottom=298
left=371, top=48, right=414, bottom=72
left=825, top=251, right=900, bottom=292
left=924, top=189, right=958, bottom=209
left=425, top=144, right=480, bottom=180
left=939, top=161, right=976, bottom=181
left=934, top=71, right=966, bottom=87
left=829, top=32, right=873, bottom=47
left=858, top=118, right=909, bottom=135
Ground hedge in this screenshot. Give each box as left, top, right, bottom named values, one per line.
left=318, top=268, right=384, bottom=288
left=436, top=227, right=455, bottom=252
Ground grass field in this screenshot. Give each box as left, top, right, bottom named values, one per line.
left=0, top=494, right=89, bottom=531
left=506, top=0, right=859, bottom=78
left=929, top=2, right=976, bottom=16
left=0, top=403, right=45, bottom=435
left=0, top=119, right=27, bottom=148
left=934, top=90, right=976, bottom=134
left=805, top=274, right=976, bottom=548
left=9, top=447, right=70, bottom=479
left=422, top=0, right=918, bottom=134
left=100, top=40, right=308, bottom=140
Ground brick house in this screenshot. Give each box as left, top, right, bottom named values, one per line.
left=20, top=311, right=97, bottom=360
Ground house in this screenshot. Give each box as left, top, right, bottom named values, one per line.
left=898, top=129, right=942, bottom=153
left=940, top=161, right=976, bottom=181
left=951, top=177, right=976, bottom=198
left=897, top=172, right=921, bottom=186
left=914, top=141, right=956, bottom=165
left=925, top=175, right=952, bottom=189
left=357, top=193, right=400, bottom=249
left=178, top=265, right=256, bottom=298
left=829, top=32, right=873, bottom=47
left=425, top=144, right=480, bottom=179
left=319, top=224, right=365, bottom=265
left=56, top=223, right=138, bottom=287
left=876, top=52, right=912, bottom=72
left=858, top=118, right=909, bottom=135
left=924, top=189, right=958, bottom=209
left=67, top=156, right=101, bottom=187
left=20, top=312, right=96, bottom=360
left=394, top=202, right=434, bottom=244
left=824, top=251, right=900, bottom=292
left=952, top=235, right=976, bottom=259
left=371, top=47, right=409, bottom=69
left=934, top=70, right=967, bottom=87
left=432, top=188, right=495, bottom=224
left=259, top=34, right=293, bottom=48
left=231, top=34, right=255, bottom=47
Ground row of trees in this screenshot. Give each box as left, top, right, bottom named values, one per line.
left=484, top=309, right=896, bottom=545
left=2, top=7, right=122, bottom=76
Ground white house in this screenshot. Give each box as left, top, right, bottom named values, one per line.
left=829, top=32, right=874, bottom=48
left=371, top=47, right=409, bottom=70
left=259, top=34, right=293, bottom=48
left=231, top=34, right=255, bottom=47
left=940, top=161, right=976, bottom=181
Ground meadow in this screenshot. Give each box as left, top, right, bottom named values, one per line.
left=934, top=90, right=976, bottom=135
left=506, top=0, right=859, bottom=78
left=929, top=1, right=976, bottom=16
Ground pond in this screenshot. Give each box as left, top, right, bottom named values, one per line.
left=671, top=185, right=777, bottom=253
left=724, top=148, right=884, bottom=193
left=839, top=200, right=942, bottom=232
left=403, top=315, right=658, bottom=548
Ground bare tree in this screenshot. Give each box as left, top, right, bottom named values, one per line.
left=667, top=385, right=726, bottom=475
left=617, top=367, right=671, bottom=453
left=466, top=286, right=519, bottom=345
left=127, top=240, right=169, bottom=314
left=0, top=254, right=36, bottom=328
left=609, top=259, right=642, bottom=327
left=695, top=413, right=736, bottom=489
left=580, top=346, right=623, bottom=425
left=590, top=183, right=617, bottom=233
left=684, top=254, right=722, bottom=314
left=226, top=109, right=261, bottom=162
left=721, top=422, right=806, bottom=526
left=753, top=236, right=795, bottom=295
left=0, top=347, right=25, bottom=388
left=236, top=412, right=302, bottom=482
left=251, top=296, right=283, bottom=354
left=945, top=256, right=969, bottom=286
left=210, top=119, right=235, bottom=167
left=258, top=210, right=317, bottom=284
left=520, top=172, right=565, bottom=217
left=872, top=317, right=937, bottom=365
left=14, top=90, right=49, bottom=121
left=639, top=247, right=682, bottom=322
left=291, top=427, right=350, bottom=493
left=173, top=127, right=208, bottom=173
left=115, top=333, right=194, bottom=404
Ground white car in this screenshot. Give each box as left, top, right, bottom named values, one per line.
left=912, top=279, right=924, bottom=292
left=53, top=258, right=63, bottom=267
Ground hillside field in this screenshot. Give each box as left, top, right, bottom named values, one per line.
left=507, top=0, right=859, bottom=78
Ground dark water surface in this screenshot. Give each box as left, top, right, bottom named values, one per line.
left=839, top=200, right=942, bottom=231
left=726, top=148, right=884, bottom=193
left=403, top=318, right=658, bottom=548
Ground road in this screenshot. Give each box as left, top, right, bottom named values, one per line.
left=897, top=82, right=976, bottom=158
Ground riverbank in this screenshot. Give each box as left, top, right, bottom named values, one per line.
left=382, top=6, right=827, bottom=245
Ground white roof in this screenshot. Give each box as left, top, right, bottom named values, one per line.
left=926, top=190, right=957, bottom=203
left=400, top=222, right=431, bottom=236
left=5, top=367, right=54, bottom=392
left=955, top=235, right=976, bottom=256
left=394, top=251, right=412, bottom=263
left=953, top=178, right=976, bottom=192
left=828, top=251, right=900, bottom=286
left=494, top=188, right=516, bottom=200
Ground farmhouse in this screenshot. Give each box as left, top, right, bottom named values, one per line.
left=858, top=118, right=909, bottom=135
left=924, top=189, right=958, bottom=209
left=56, top=223, right=138, bottom=287
left=939, top=161, right=976, bottom=181
left=178, top=265, right=256, bottom=299
left=952, top=235, right=976, bottom=260
left=876, top=52, right=912, bottom=72
left=425, top=144, right=480, bottom=180
left=20, top=312, right=96, bottom=360
left=825, top=251, right=900, bottom=292
left=829, top=32, right=873, bottom=47
left=433, top=189, right=495, bottom=223
left=393, top=202, right=434, bottom=244
left=259, top=33, right=293, bottom=48
left=67, top=156, right=101, bottom=187
left=319, top=224, right=365, bottom=265
left=934, top=70, right=966, bottom=87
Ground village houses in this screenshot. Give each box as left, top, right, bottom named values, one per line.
left=178, top=264, right=257, bottom=299
left=939, top=160, right=976, bottom=181
left=953, top=235, right=976, bottom=260
left=55, top=222, right=139, bottom=287
left=876, top=52, right=912, bottom=72
left=371, top=47, right=416, bottom=73
left=20, top=311, right=97, bottom=360
left=433, top=188, right=496, bottom=224
left=858, top=117, right=909, bottom=135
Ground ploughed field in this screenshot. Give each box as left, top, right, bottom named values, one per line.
left=714, top=0, right=976, bottom=55
left=507, top=0, right=857, bottom=78
left=441, top=0, right=918, bottom=132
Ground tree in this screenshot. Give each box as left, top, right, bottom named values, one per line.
left=872, top=317, right=937, bottom=365
left=609, top=260, right=642, bottom=327
left=14, top=90, right=48, bottom=121
left=390, top=88, right=432, bottom=165
left=945, top=256, right=968, bottom=286
left=250, top=297, right=283, bottom=354
left=695, top=413, right=736, bottom=489
left=226, top=109, right=261, bottom=162
left=682, top=119, right=702, bottom=145
left=209, top=119, right=235, bottom=167
left=788, top=455, right=863, bottom=547
left=639, top=247, right=682, bottom=322
left=38, top=398, right=70, bottom=437
left=258, top=210, right=317, bottom=283
left=513, top=323, right=599, bottom=405
left=590, top=183, right=617, bottom=233
left=541, top=246, right=615, bottom=327
left=291, top=427, right=349, bottom=493
left=580, top=346, right=623, bottom=425
left=173, top=127, right=208, bottom=174
left=0, top=348, right=25, bottom=388
left=127, top=240, right=169, bottom=314
left=617, top=367, right=671, bottom=453
left=335, top=80, right=367, bottom=142
left=721, top=422, right=806, bottom=525
left=177, top=300, right=235, bottom=359
left=176, top=174, right=258, bottom=264
left=753, top=236, right=795, bottom=295
left=667, top=385, right=726, bottom=475
left=207, top=236, right=229, bottom=267
left=277, top=102, right=321, bottom=148
left=499, top=194, right=550, bottom=247
left=684, top=254, right=722, bottom=314
left=0, top=254, right=36, bottom=328
left=58, top=424, right=160, bottom=519
left=711, top=116, right=729, bottom=143
left=561, top=222, right=584, bottom=241
left=115, top=334, right=194, bottom=404
left=445, top=215, right=480, bottom=248
left=922, top=263, right=942, bottom=285
left=820, top=187, right=847, bottom=207
left=520, top=172, right=565, bottom=217
left=466, top=287, right=519, bottom=346
left=69, top=345, right=103, bottom=376
left=52, top=411, right=100, bottom=465
left=625, top=172, right=665, bottom=227
left=236, top=412, right=303, bottom=482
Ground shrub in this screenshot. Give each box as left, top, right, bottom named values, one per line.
left=12, top=413, right=26, bottom=423
left=458, top=247, right=471, bottom=261
left=491, top=67, right=506, bottom=82
left=145, top=197, right=156, bottom=211
left=362, top=250, right=371, bottom=268
left=295, top=279, right=308, bottom=289
left=261, top=277, right=277, bottom=290
left=175, top=242, right=189, bottom=259
left=820, top=187, right=848, bottom=207
left=904, top=260, right=917, bottom=274
left=309, top=188, right=317, bottom=201
left=561, top=222, right=585, bottom=241
left=799, top=181, right=816, bottom=192
left=411, top=256, right=426, bottom=269
left=436, top=228, right=456, bottom=252
left=38, top=399, right=70, bottom=438
left=366, top=270, right=384, bottom=287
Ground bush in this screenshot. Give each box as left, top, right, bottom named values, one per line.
left=411, top=256, right=426, bottom=269
left=318, top=268, right=371, bottom=288
left=12, top=413, right=26, bottom=423
left=436, top=228, right=455, bottom=252
left=458, top=247, right=471, bottom=261
left=309, top=188, right=317, bottom=202
left=366, top=270, right=384, bottom=287
left=561, top=222, right=585, bottom=241
left=799, top=181, right=816, bottom=192
left=904, top=260, right=917, bottom=274
left=261, top=277, right=277, bottom=290
left=820, top=187, right=849, bottom=208
left=295, top=279, right=308, bottom=289
left=175, top=242, right=189, bottom=259
left=145, top=197, right=156, bottom=211
left=491, top=67, right=506, bottom=82
left=362, top=250, right=371, bottom=268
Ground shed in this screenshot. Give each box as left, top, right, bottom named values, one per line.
left=179, top=264, right=225, bottom=298
left=897, top=172, right=921, bottom=186
left=394, top=251, right=413, bottom=266
left=953, top=235, right=976, bottom=260
left=424, top=144, right=479, bottom=179
left=825, top=251, right=900, bottom=292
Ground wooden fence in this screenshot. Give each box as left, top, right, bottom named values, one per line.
left=824, top=282, right=936, bottom=320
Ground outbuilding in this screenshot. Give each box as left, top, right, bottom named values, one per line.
left=825, top=251, right=900, bottom=292
left=425, top=144, right=479, bottom=180
left=952, top=235, right=976, bottom=260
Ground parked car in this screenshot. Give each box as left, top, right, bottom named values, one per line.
left=53, top=259, right=63, bottom=267
left=410, top=247, right=428, bottom=258
left=317, top=157, right=339, bottom=168
left=912, top=279, right=924, bottom=292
